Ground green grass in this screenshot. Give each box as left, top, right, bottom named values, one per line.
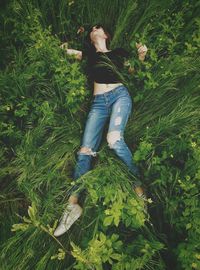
left=1, top=0, right=200, bottom=269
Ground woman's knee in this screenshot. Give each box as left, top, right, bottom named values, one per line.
left=107, top=131, right=121, bottom=149
left=78, top=146, right=97, bottom=157
left=79, top=146, right=91, bottom=153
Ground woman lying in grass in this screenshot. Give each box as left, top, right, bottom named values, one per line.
left=54, top=24, right=148, bottom=237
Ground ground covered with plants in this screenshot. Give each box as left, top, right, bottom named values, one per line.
left=0, top=0, right=200, bottom=269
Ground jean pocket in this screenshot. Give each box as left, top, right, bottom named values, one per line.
left=120, top=90, right=132, bottom=102
left=117, top=86, right=129, bottom=96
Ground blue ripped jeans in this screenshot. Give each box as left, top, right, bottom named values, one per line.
left=68, top=85, right=142, bottom=198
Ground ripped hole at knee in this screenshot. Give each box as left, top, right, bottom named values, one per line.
left=78, top=147, right=97, bottom=157
left=107, top=131, right=121, bottom=148
left=115, top=116, right=122, bottom=126
left=79, top=146, right=91, bottom=154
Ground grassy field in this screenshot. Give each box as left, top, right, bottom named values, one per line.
left=0, top=0, right=200, bottom=269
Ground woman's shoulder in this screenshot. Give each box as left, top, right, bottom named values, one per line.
left=81, top=43, right=97, bottom=58
left=112, top=47, right=130, bottom=58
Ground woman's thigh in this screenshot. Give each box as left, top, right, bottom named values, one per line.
left=80, top=97, right=109, bottom=152
left=107, top=91, right=132, bottom=144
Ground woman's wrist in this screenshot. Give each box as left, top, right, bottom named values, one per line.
left=138, top=52, right=146, bottom=61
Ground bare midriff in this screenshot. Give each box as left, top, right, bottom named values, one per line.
left=93, top=82, right=123, bottom=95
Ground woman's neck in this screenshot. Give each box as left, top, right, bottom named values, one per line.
left=93, top=39, right=109, bottom=53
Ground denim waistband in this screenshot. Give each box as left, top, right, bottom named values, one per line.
left=93, top=84, right=128, bottom=97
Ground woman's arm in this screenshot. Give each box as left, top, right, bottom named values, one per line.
left=60, top=27, right=86, bottom=60
left=60, top=42, right=83, bottom=60
left=66, top=49, right=82, bottom=60
left=124, top=60, right=135, bottom=74
left=124, top=42, right=148, bottom=73
left=124, top=43, right=148, bottom=74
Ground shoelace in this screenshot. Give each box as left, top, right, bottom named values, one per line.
left=59, top=204, right=74, bottom=222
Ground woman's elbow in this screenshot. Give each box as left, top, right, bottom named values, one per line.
left=75, top=51, right=83, bottom=61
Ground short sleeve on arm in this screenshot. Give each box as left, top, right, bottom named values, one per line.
left=114, top=47, right=130, bottom=58
left=81, top=46, right=96, bottom=61
left=81, top=47, right=88, bottom=59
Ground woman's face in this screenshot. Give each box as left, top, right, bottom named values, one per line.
left=89, top=24, right=108, bottom=43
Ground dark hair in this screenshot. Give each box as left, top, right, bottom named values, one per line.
left=85, top=23, right=111, bottom=52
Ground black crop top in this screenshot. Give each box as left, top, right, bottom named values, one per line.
left=82, top=47, right=130, bottom=84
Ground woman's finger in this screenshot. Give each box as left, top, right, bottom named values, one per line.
left=77, top=26, right=85, bottom=34
left=138, top=44, right=148, bottom=53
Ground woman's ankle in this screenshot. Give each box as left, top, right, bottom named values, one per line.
left=68, top=195, right=79, bottom=204
left=133, top=186, right=144, bottom=196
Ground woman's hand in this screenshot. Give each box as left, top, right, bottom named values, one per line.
left=136, top=42, right=148, bottom=61
left=77, top=26, right=85, bottom=34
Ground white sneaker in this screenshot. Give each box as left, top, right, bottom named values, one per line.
left=53, top=203, right=83, bottom=237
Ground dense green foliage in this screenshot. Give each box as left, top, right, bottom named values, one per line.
left=0, top=0, right=200, bottom=269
